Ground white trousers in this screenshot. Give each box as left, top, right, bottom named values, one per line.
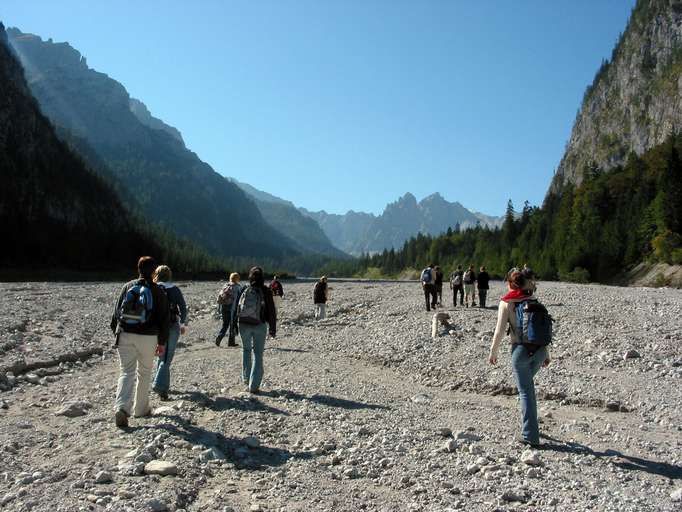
left=315, top=303, right=326, bottom=320
left=115, top=332, right=157, bottom=416
left=273, top=295, right=282, bottom=313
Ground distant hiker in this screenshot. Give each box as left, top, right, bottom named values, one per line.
left=236, top=266, right=277, bottom=394
left=151, top=265, right=188, bottom=401
left=477, top=266, right=490, bottom=308
left=463, top=265, right=477, bottom=307
left=434, top=265, right=444, bottom=306
left=420, top=264, right=437, bottom=311
left=215, top=273, right=241, bottom=347
left=449, top=265, right=464, bottom=307
left=313, top=276, right=328, bottom=320
left=110, top=256, right=170, bottom=428
left=270, top=275, right=284, bottom=312
left=488, top=268, right=551, bottom=448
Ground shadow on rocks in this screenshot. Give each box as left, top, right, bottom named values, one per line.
left=138, top=415, right=315, bottom=470
left=540, top=434, right=682, bottom=480
left=174, top=390, right=290, bottom=416
left=264, top=389, right=391, bottom=411
left=266, top=347, right=309, bottom=353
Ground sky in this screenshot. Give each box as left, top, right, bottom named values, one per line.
left=1, top=1, right=636, bottom=216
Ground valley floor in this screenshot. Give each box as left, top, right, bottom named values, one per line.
left=0, top=281, right=681, bottom=511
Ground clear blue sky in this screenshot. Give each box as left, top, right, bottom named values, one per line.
left=1, top=0, right=635, bottom=216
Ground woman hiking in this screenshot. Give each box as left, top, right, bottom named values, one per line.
left=152, top=265, right=188, bottom=401
left=235, top=266, right=277, bottom=394
left=488, top=268, right=550, bottom=447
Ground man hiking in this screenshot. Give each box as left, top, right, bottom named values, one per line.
left=477, top=265, right=490, bottom=308
left=449, top=265, right=464, bottom=307
left=421, top=264, right=438, bottom=312
left=270, top=275, right=284, bottom=313
left=463, top=264, right=477, bottom=307
left=216, top=272, right=241, bottom=347
left=434, top=265, right=444, bottom=307
left=313, top=276, right=328, bottom=320
left=110, top=256, right=169, bottom=428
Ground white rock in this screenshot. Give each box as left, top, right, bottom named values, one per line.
left=671, top=488, right=682, bottom=502
left=199, top=447, right=226, bottom=462
left=521, top=449, right=542, bottom=466
left=94, top=471, right=112, bottom=484
left=466, top=464, right=480, bottom=474
left=54, top=401, right=91, bottom=418
left=444, top=439, right=458, bottom=452
left=144, top=460, right=178, bottom=476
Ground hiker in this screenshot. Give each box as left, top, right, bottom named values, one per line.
left=477, top=266, right=490, bottom=308
left=420, top=264, right=438, bottom=311
left=449, top=265, right=464, bottom=307
left=110, top=256, right=170, bottom=428
left=434, top=265, right=444, bottom=306
left=235, top=266, right=277, bottom=394
left=488, top=269, right=550, bottom=447
left=463, top=264, right=477, bottom=307
left=215, top=273, right=241, bottom=347
left=151, top=265, right=188, bottom=401
left=313, top=276, right=328, bottom=320
left=270, top=275, right=284, bottom=312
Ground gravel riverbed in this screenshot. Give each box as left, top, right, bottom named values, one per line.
left=0, top=280, right=680, bottom=511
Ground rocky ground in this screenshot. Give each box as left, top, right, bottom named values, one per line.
left=0, top=280, right=681, bottom=512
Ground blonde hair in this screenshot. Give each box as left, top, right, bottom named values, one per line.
left=153, top=265, right=172, bottom=283
left=229, top=272, right=240, bottom=283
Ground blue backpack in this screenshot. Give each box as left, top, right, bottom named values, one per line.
left=514, top=299, right=553, bottom=347
left=119, top=280, right=154, bottom=326
left=421, top=268, right=433, bottom=284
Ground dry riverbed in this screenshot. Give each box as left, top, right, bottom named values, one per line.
left=0, top=280, right=681, bottom=512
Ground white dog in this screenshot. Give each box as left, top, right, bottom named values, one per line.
left=432, top=312, right=455, bottom=339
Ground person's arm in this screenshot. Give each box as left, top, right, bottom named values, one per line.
left=110, top=283, right=127, bottom=333
left=265, top=288, right=277, bottom=337
left=488, top=301, right=509, bottom=364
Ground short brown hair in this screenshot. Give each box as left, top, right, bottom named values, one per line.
left=153, top=265, right=172, bottom=283
left=138, top=256, right=156, bottom=278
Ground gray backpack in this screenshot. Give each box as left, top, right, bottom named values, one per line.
left=237, top=285, right=264, bottom=325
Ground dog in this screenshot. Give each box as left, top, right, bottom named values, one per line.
left=432, top=312, right=455, bottom=339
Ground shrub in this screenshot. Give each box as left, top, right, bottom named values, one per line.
left=558, top=267, right=590, bottom=283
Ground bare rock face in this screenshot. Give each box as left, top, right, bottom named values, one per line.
left=551, top=2, right=682, bottom=193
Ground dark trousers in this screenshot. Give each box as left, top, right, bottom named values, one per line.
left=436, top=284, right=443, bottom=305
left=452, top=285, right=464, bottom=306
left=478, top=289, right=488, bottom=308
left=423, top=284, right=437, bottom=311
left=216, top=304, right=236, bottom=345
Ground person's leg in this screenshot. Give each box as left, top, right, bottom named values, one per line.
left=216, top=304, right=230, bottom=344
left=424, top=288, right=431, bottom=311
left=430, top=287, right=438, bottom=309
left=249, top=323, right=268, bottom=391
left=115, top=333, right=137, bottom=416
left=153, top=324, right=179, bottom=394
left=227, top=311, right=238, bottom=346
left=458, top=286, right=464, bottom=305
left=511, top=344, right=540, bottom=445
left=319, top=303, right=326, bottom=320
left=133, top=334, right=157, bottom=417
left=452, top=288, right=456, bottom=307
left=240, top=325, right=254, bottom=385
left=480, top=289, right=487, bottom=308
left=314, top=303, right=320, bottom=320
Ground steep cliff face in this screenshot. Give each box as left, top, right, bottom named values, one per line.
left=0, top=23, right=157, bottom=269
left=129, top=98, right=185, bottom=145
left=552, top=0, right=682, bottom=193
left=7, top=28, right=298, bottom=260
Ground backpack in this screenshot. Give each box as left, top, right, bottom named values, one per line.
left=421, top=268, right=433, bottom=284
left=237, top=285, right=265, bottom=325
left=451, top=273, right=462, bottom=286
left=217, top=283, right=236, bottom=306
left=514, top=299, right=553, bottom=348
left=119, top=280, right=154, bottom=326
left=463, top=270, right=473, bottom=283
left=159, top=284, right=180, bottom=324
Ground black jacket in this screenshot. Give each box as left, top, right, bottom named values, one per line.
left=235, top=283, right=277, bottom=336
left=477, top=271, right=490, bottom=289
left=313, top=281, right=327, bottom=304
left=111, top=278, right=170, bottom=345
left=435, top=270, right=444, bottom=287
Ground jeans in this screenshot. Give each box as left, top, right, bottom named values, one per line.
left=216, top=304, right=236, bottom=344
left=452, top=286, right=463, bottom=306
left=115, top=332, right=157, bottom=416
left=511, top=344, right=548, bottom=444
left=423, top=284, right=437, bottom=311
left=240, top=322, right=267, bottom=391
left=315, top=303, right=326, bottom=320
left=478, top=289, right=488, bottom=308
left=152, top=323, right=180, bottom=393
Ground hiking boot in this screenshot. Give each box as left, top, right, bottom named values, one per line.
left=249, top=387, right=260, bottom=395
left=154, top=388, right=169, bottom=401
left=515, top=435, right=540, bottom=448
left=115, top=409, right=129, bottom=428
left=215, top=336, right=223, bottom=347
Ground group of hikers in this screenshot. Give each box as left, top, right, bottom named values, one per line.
left=420, top=263, right=491, bottom=311
left=110, top=257, right=551, bottom=449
